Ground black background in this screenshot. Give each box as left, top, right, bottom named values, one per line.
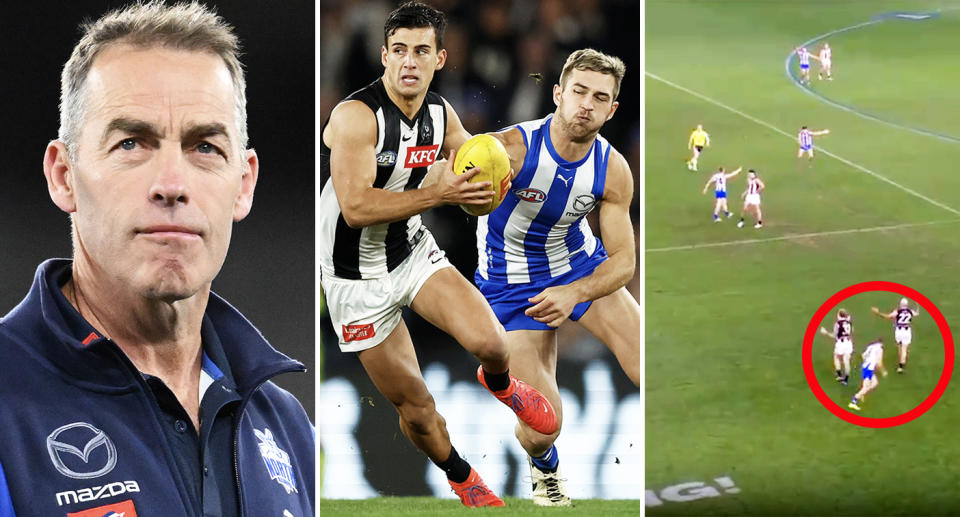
left=0, top=1, right=315, bottom=420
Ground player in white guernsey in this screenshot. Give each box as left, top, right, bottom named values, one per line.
left=702, top=166, right=741, bottom=222
left=817, top=42, right=832, bottom=80
left=318, top=3, right=556, bottom=507
left=797, top=125, right=829, bottom=166
left=736, top=169, right=765, bottom=228
left=795, top=46, right=815, bottom=84
left=849, top=338, right=887, bottom=411
left=872, top=298, right=921, bottom=373
left=820, top=309, right=854, bottom=385
left=475, top=49, right=639, bottom=507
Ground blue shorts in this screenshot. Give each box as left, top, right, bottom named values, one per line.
left=800, top=144, right=812, bottom=151
left=800, top=63, right=809, bottom=70
left=862, top=368, right=875, bottom=381
left=715, top=191, right=726, bottom=199
left=475, top=249, right=606, bottom=331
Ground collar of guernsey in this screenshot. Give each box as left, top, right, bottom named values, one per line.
left=0, top=259, right=304, bottom=395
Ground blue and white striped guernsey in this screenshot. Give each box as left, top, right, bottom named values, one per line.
left=476, top=115, right=609, bottom=284
left=798, top=128, right=812, bottom=148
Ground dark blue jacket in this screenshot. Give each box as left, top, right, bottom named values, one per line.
left=0, top=260, right=314, bottom=516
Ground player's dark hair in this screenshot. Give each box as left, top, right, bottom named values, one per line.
left=801, top=125, right=808, bottom=129
left=384, top=1, right=447, bottom=49
left=748, top=168, right=755, bottom=173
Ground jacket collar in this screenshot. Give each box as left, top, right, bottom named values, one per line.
left=0, top=259, right=304, bottom=394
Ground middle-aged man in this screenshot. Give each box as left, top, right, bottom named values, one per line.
left=0, top=2, right=314, bottom=516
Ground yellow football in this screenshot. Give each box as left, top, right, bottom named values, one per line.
left=453, top=134, right=512, bottom=216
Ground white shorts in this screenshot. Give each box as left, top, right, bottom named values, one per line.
left=821, top=59, right=831, bottom=68
left=321, top=230, right=452, bottom=352
left=745, top=193, right=761, bottom=206
left=895, top=327, right=912, bottom=346
left=834, top=338, right=853, bottom=356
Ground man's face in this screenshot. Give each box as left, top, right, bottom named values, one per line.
left=381, top=27, right=446, bottom=99
left=553, top=69, right=619, bottom=142
left=47, top=45, right=257, bottom=302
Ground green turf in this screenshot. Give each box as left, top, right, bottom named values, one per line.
left=646, top=1, right=960, bottom=515
left=316, top=497, right=642, bottom=516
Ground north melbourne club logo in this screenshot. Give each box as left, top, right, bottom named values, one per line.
left=255, top=428, right=298, bottom=494
left=46, top=422, right=118, bottom=480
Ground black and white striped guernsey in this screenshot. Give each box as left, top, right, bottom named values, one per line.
left=319, top=79, right=447, bottom=280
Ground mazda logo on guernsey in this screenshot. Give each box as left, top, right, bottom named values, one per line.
left=515, top=188, right=546, bottom=203
left=46, top=422, right=118, bottom=479
left=573, top=194, right=597, bottom=212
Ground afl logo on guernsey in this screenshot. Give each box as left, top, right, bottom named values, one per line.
left=376, top=150, right=397, bottom=167
left=405, top=145, right=440, bottom=168
left=515, top=188, right=546, bottom=203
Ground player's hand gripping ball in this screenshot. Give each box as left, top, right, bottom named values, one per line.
left=453, top=134, right=512, bottom=216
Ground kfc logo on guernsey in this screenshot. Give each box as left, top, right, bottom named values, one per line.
left=342, top=324, right=375, bottom=342
left=404, top=145, right=439, bottom=168
left=66, top=498, right=138, bottom=517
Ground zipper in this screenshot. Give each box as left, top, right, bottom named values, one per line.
left=233, top=364, right=306, bottom=517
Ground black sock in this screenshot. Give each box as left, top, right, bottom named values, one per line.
left=899, top=363, right=904, bottom=368
left=434, top=446, right=472, bottom=483
left=482, top=368, right=511, bottom=392
left=836, top=369, right=842, bottom=377
left=843, top=374, right=849, bottom=383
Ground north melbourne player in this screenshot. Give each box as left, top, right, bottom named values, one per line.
left=872, top=298, right=920, bottom=373
left=820, top=309, right=854, bottom=385
left=477, top=48, right=640, bottom=507
left=318, top=2, right=557, bottom=507
left=736, top=169, right=764, bottom=228
left=797, top=125, right=829, bottom=167
left=702, top=166, right=741, bottom=222
left=849, top=338, right=887, bottom=411
left=795, top=46, right=815, bottom=84
left=687, top=124, right=710, bottom=171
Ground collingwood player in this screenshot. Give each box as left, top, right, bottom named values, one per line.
left=318, top=2, right=556, bottom=507
left=873, top=298, right=921, bottom=373
left=820, top=309, right=854, bottom=385
left=736, top=169, right=765, bottom=229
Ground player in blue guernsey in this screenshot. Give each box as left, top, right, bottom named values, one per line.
left=795, top=46, right=816, bottom=85
left=702, top=166, right=741, bottom=222
left=797, top=125, right=829, bottom=168
left=471, top=49, right=639, bottom=507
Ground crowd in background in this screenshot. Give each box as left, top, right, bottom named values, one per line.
left=319, top=0, right=640, bottom=363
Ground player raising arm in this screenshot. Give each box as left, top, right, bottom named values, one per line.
left=872, top=298, right=920, bottom=373
left=795, top=46, right=817, bottom=84
left=687, top=124, right=710, bottom=171
left=820, top=309, right=854, bottom=385
left=797, top=125, right=829, bottom=167
left=702, top=166, right=741, bottom=222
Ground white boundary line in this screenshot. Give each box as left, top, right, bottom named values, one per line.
left=645, top=72, right=960, bottom=217
left=646, top=219, right=960, bottom=253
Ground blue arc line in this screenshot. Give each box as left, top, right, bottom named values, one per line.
left=784, top=11, right=960, bottom=145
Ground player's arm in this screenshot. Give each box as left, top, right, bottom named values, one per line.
left=704, top=132, right=710, bottom=147
left=525, top=149, right=636, bottom=327
left=871, top=307, right=895, bottom=320
left=326, top=100, right=492, bottom=228
left=819, top=326, right=835, bottom=339
left=725, top=166, right=742, bottom=179
left=488, top=127, right=526, bottom=181
left=423, top=99, right=472, bottom=188
left=811, top=129, right=830, bottom=136
left=758, top=178, right=766, bottom=191
left=702, top=177, right=714, bottom=194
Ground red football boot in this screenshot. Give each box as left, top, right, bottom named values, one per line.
left=448, top=468, right=505, bottom=507
left=477, top=366, right=558, bottom=435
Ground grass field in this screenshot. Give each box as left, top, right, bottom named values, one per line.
left=317, top=497, right=641, bottom=515
left=646, top=1, right=960, bottom=515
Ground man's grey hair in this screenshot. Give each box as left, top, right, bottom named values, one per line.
left=59, top=1, right=247, bottom=159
